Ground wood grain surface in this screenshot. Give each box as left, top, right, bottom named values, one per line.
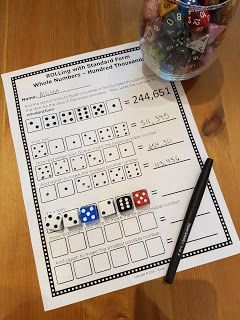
left=0, top=1, right=239, bottom=319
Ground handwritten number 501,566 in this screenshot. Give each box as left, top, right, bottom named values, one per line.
left=132, top=87, right=171, bottom=104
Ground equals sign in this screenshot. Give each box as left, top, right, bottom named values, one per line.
left=138, top=145, right=143, bottom=150
left=131, top=122, right=137, bottom=127
left=159, top=216, right=166, bottom=222
left=151, top=190, right=157, bottom=195
left=166, top=238, right=173, bottom=244
left=124, top=100, right=130, bottom=104
left=143, top=163, right=149, bottom=168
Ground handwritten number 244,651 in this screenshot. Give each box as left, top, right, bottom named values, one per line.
left=132, top=87, right=171, bottom=104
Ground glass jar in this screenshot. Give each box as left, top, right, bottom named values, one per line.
left=140, top=0, right=234, bottom=81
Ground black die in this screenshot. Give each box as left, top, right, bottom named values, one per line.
left=116, top=195, right=133, bottom=213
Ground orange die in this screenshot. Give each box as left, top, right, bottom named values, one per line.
left=132, top=189, right=150, bottom=207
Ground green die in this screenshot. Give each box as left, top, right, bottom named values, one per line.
left=149, top=44, right=166, bottom=63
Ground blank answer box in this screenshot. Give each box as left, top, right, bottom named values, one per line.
left=68, top=233, right=86, bottom=253
left=110, top=247, right=129, bottom=268
left=50, top=238, right=68, bottom=258
left=129, top=242, right=147, bottom=262
left=92, top=253, right=111, bottom=273
left=87, top=227, right=105, bottom=247
left=55, top=264, right=74, bottom=284
left=73, top=258, right=92, bottom=279
left=139, top=212, right=157, bottom=231
left=146, top=237, right=165, bottom=257
left=122, top=217, right=140, bottom=237
left=104, top=222, right=122, bottom=242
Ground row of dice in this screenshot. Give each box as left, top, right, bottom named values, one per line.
left=26, top=99, right=123, bottom=133
left=45, top=189, right=150, bottom=231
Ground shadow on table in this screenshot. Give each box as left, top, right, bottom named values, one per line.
left=133, top=279, right=218, bottom=320
left=141, top=58, right=224, bottom=106
left=182, top=59, right=224, bottom=105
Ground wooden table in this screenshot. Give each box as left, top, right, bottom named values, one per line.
left=0, top=1, right=239, bottom=319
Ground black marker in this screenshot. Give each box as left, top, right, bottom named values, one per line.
left=165, top=158, right=213, bottom=284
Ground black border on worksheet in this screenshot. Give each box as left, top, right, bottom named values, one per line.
left=11, top=46, right=232, bottom=297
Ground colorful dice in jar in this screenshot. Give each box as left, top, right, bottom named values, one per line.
left=140, top=0, right=234, bottom=80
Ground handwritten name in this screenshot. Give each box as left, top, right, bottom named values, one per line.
left=39, top=89, right=59, bottom=98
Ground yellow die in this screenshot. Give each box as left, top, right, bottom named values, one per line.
left=160, top=0, right=177, bottom=17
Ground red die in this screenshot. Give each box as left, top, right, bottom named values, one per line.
left=186, top=10, right=210, bottom=32
left=132, top=189, right=150, bottom=207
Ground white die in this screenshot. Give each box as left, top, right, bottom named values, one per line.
left=98, top=199, right=116, bottom=217
left=63, top=209, right=81, bottom=228
left=45, top=213, right=63, bottom=231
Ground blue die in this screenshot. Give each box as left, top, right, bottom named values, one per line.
left=79, top=204, right=99, bottom=223
left=180, top=0, right=199, bottom=15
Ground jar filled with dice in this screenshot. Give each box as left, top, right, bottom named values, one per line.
left=140, top=0, right=234, bottom=80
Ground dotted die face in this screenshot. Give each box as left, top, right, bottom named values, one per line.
left=45, top=213, right=63, bottom=231
left=79, top=205, right=99, bottom=223
left=132, top=189, right=150, bottom=207
left=116, top=195, right=134, bottom=213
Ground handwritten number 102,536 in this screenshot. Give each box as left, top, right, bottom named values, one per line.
left=132, top=87, right=171, bottom=104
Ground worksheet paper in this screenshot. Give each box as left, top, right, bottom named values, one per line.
left=2, top=42, right=240, bottom=311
